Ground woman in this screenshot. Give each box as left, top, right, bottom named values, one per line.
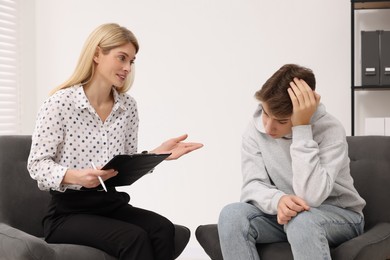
left=28, top=23, right=203, bottom=260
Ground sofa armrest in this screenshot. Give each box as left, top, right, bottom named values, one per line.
left=1, top=222, right=191, bottom=260
left=0, top=223, right=55, bottom=260
left=332, top=222, right=390, bottom=260
left=195, top=224, right=222, bottom=260
left=174, top=224, right=191, bottom=259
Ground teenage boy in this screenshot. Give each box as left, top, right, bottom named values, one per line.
left=218, top=64, right=365, bottom=260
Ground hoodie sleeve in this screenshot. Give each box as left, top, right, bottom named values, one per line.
left=290, top=125, right=349, bottom=207
left=240, top=131, right=285, bottom=215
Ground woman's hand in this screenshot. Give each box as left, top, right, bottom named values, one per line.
left=62, top=168, right=117, bottom=188
left=151, top=134, right=203, bottom=160
left=287, top=78, right=321, bottom=126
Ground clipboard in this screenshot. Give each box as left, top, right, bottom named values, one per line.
left=83, top=153, right=171, bottom=190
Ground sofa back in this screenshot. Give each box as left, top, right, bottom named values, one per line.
left=0, top=135, right=50, bottom=237
left=347, top=136, right=390, bottom=230
left=0, top=135, right=389, bottom=237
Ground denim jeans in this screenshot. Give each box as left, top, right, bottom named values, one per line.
left=218, top=202, right=364, bottom=260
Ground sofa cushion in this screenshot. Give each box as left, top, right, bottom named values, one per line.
left=0, top=223, right=117, bottom=260
left=0, top=223, right=55, bottom=260
left=347, top=136, right=390, bottom=230
left=0, top=135, right=50, bottom=237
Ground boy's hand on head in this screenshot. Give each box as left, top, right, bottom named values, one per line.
left=277, top=194, right=310, bottom=225
left=287, top=78, right=321, bottom=126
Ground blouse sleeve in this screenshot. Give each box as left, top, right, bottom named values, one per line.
left=27, top=97, right=68, bottom=191
left=123, top=95, right=139, bottom=154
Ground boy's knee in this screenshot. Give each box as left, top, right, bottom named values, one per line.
left=285, top=211, right=323, bottom=243
left=218, top=202, right=259, bottom=234
left=219, top=202, right=246, bottom=224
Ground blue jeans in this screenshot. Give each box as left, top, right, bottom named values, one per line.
left=218, top=202, right=364, bottom=260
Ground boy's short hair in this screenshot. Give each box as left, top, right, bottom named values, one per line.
left=255, top=64, right=316, bottom=117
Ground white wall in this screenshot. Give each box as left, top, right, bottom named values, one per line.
left=19, top=0, right=388, bottom=258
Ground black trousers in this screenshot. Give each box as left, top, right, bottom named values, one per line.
left=43, top=188, right=175, bottom=260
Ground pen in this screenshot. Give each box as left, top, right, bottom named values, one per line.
left=90, top=161, right=108, bottom=192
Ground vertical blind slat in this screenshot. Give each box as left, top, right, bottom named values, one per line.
left=0, top=0, right=19, bottom=135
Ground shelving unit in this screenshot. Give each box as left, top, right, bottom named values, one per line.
left=351, top=0, right=390, bottom=135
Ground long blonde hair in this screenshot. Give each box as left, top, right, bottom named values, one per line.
left=50, top=23, right=139, bottom=95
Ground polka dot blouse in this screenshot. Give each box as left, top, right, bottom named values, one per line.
left=27, top=85, right=139, bottom=192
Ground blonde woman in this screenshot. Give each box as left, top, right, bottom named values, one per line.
left=28, top=23, right=203, bottom=260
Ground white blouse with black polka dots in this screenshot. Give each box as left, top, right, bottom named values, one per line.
left=27, top=85, right=139, bottom=192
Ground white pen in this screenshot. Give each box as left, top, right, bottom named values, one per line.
left=90, top=161, right=107, bottom=192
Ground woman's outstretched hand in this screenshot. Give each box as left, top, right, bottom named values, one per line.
left=151, top=134, right=203, bottom=160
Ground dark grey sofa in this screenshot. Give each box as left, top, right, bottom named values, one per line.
left=196, top=136, right=390, bottom=260
left=0, top=135, right=190, bottom=260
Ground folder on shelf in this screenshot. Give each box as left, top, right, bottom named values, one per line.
left=361, top=30, right=380, bottom=86
left=380, top=31, right=390, bottom=86
left=82, top=153, right=171, bottom=190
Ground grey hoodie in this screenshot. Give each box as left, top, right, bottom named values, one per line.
left=240, top=103, right=366, bottom=215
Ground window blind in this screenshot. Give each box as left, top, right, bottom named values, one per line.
left=0, top=0, right=19, bottom=135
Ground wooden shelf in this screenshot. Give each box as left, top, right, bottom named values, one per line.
left=353, top=1, right=390, bottom=9
left=353, top=85, right=390, bottom=90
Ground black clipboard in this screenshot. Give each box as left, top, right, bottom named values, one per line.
left=83, top=153, right=171, bottom=190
